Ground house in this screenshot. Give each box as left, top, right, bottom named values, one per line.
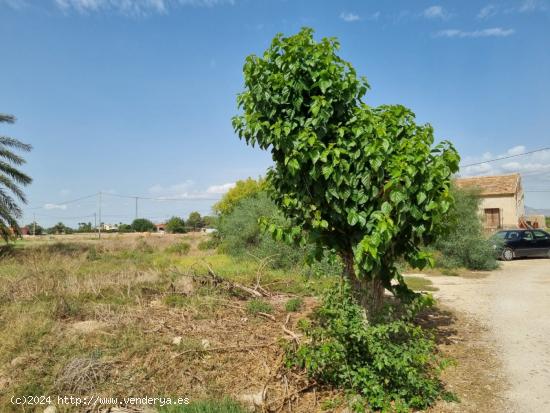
left=455, top=173, right=525, bottom=230
left=155, top=223, right=166, bottom=233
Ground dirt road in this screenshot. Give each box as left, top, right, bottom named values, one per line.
left=422, top=259, right=550, bottom=412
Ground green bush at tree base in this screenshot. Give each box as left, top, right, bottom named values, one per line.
left=288, top=283, right=451, bottom=412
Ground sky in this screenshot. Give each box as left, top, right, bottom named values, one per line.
left=1, top=0, right=549, bottom=226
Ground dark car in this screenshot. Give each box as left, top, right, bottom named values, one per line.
left=492, top=229, right=550, bottom=261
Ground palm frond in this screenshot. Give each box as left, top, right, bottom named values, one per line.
left=0, top=148, right=26, bottom=165
left=0, top=160, right=32, bottom=186
left=0, top=114, right=16, bottom=124
left=0, top=190, right=23, bottom=218
left=0, top=136, right=32, bottom=152
left=0, top=176, right=26, bottom=202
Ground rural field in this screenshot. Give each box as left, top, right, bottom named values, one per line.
left=0, top=232, right=519, bottom=413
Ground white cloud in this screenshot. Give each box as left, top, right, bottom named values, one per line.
left=436, top=27, right=515, bottom=38
left=147, top=180, right=233, bottom=199
left=149, top=180, right=195, bottom=196
left=340, top=11, right=360, bottom=22
left=44, top=203, right=68, bottom=210
left=0, top=0, right=27, bottom=9
left=460, top=146, right=550, bottom=191
left=423, top=5, right=450, bottom=20
left=477, top=4, right=498, bottom=19
left=519, top=0, right=547, bottom=12
left=507, top=145, right=526, bottom=156
left=54, top=0, right=234, bottom=16
left=206, top=182, right=235, bottom=194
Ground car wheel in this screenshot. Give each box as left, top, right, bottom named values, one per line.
left=502, top=248, right=514, bottom=261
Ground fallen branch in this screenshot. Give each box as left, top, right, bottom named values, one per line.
left=258, top=312, right=276, bottom=321
left=269, top=382, right=317, bottom=411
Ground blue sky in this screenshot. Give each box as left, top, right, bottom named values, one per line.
left=1, top=0, right=549, bottom=226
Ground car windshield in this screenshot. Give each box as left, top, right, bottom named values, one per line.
left=493, top=231, right=507, bottom=240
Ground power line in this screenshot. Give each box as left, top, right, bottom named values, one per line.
left=102, top=192, right=220, bottom=201
left=30, top=213, right=96, bottom=220
left=27, top=193, right=98, bottom=210
left=460, top=147, right=550, bottom=168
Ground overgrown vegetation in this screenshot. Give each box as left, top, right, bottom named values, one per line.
left=289, top=283, right=448, bottom=412
left=433, top=186, right=498, bottom=270
left=216, top=191, right=307, bottom=269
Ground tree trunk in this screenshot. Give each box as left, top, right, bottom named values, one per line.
left=341, top=251, right=386, bottom=320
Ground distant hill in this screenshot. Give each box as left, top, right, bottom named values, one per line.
left=525, top=206, right=550, bottom=216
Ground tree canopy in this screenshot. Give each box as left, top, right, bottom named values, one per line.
left=0, top=114, right=32, bottom=242
left=213, top=177, right=266, bottom=216
left=186, top=211, right=203, bottom=229
left=131, top=218, right=155, bottom=233
left=165, top=216, right=187, bottom=233
left=233, top=28, right=460, bottom=315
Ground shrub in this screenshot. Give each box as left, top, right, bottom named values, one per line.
left=217, top=192, right=306, bottom=269
left=288, top=283, right=448, bottom=412
left=198, top=238, right=218, bottom=250
left=134, top=239, right=154, bottom=254
left=246, top=299, right=273, bottom=315
left=131, top=218, right=155, bottom=233
left=285, top=297, right=303, bottom=312
left=166, top=242, right=191, bottom=256
left=434, top=186, right=498, bottom=270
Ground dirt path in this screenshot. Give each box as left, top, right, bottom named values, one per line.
left=421, top=259, right=550, bottom=412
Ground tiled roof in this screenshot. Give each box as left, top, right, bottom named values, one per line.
left=454, top=173, right=521, bottom=196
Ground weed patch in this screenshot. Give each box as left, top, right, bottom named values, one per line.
left=246, top=298, right=273, bottom=315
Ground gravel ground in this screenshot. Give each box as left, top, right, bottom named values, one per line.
left=423, top=259, right=550, bottom=413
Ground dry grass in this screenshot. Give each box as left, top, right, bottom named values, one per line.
left=0, top=234, right=507, bottom=412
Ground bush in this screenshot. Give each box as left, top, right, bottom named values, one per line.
left=217, top=192, right=306, bottom=269
left=433, top=186, right=498, bottom=270
left=288, top=283, right=448, bottom=412
left=131, top=218, right=155, bottom=233
left=246, top=299, right=273, bottom=315
left=285, top=297, right=303, bottom=312
left=134, top=239, right=154, bottom=254
left=166, top=242, right=191, bottom=255
left=198, top=238, right=218, bottom=250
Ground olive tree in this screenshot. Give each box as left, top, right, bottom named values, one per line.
left=233, top=29, right=460, bottom=317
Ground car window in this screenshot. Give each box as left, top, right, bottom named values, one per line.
left=533, top=230, right=550, bottom=240
left=507, top=231, right=520, bottom=240
left=493, top=231, right=507, bottom=239
left=522, top=231, right=533, bottom=241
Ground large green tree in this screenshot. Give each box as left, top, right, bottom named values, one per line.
left=186, top=211, right=203, bottom=230
left=131, top=218, right=155, bottom=232
left=0, top=114, right=32, bottom=242
left=165, top=216, right=187, bottom=233
left=233, top=29, right=459, bottom=316
left=213, top=177, right=266, bottom=215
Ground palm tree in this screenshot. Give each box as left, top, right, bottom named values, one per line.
left=0, top=114, right=32, bottom=242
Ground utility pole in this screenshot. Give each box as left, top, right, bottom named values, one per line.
left=135, top=197, right=138, bottom=220
left=33, top=213, right=36, bottom=236
left=98, top=191, right=102, bottom=239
